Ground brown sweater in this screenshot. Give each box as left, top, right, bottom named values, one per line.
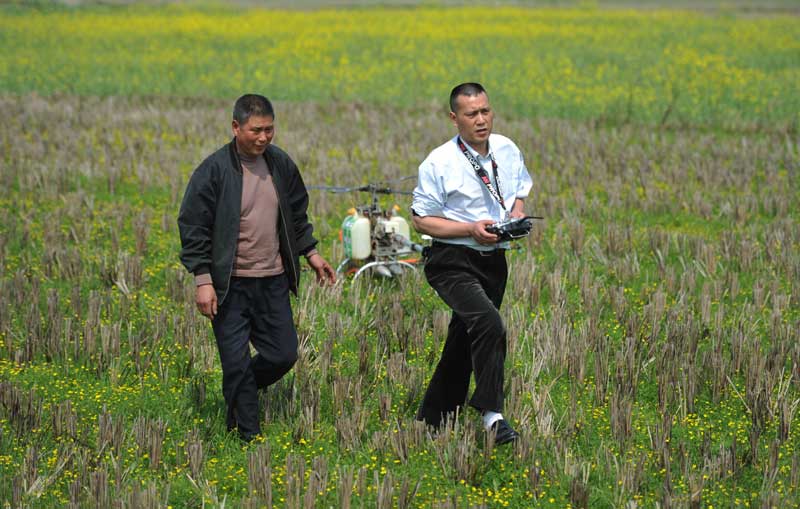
left=233, top=152, right=284, bottom=277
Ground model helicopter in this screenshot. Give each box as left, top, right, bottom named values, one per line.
left=308, top=179, right=429, bottom=280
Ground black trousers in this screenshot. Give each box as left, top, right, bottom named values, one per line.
left=212, top=274, right=298, bottom=439
left=416, top=242, right=508, bottom=428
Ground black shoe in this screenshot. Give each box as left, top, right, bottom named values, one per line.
left=239, top=431, right=260, bottom=443
left=490, top=419, right=519, bottom=446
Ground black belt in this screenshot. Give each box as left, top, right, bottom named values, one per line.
left=431, top=241, right=505, bottom=256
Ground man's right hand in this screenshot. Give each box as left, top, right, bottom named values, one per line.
left=412, top=215, right=499, bottom=244
left=196, top=284, right=218, bottom=320
left=470, top=219, right=499, bottom=245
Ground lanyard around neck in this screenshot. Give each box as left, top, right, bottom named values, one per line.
left=457, top=136, right=505, bottom=210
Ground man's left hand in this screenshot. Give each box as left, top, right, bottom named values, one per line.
left=307, top=253, right=337, bottom=284
left=509, top=198, right=526, bottom=219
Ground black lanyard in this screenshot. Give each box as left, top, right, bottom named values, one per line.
left=457, top=136, right=505, bottom=210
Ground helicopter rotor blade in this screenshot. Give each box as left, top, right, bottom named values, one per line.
left=380, top=175, right=417, bottom=185
left=307, top=184, right=413, bottom=195
left=371, top=186, right=413, bottom=195
left=307, top=184, right=360, bottom=193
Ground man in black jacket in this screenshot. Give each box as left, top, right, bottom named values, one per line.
left=178, top=94, right=335, bottom=441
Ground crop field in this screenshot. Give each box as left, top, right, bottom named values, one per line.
left=1, top=3, right=799, bottom=509
left=2, top=4, right=800, bottom=128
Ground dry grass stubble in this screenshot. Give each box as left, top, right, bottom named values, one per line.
left=0, top=94, right=798, bottom=507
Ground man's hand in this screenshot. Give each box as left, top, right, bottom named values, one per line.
left=470, top=219, right=499, bottom=245
left=509, top=198, right=526, bottom=219
left=307, top=253, right=336, bottom=284
left=196, top=284, right=218, bottom=320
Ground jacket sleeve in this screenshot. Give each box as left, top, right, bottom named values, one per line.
left=177, top=161, right=217, bottom=277
left=285, top=157, right=317, bottom=255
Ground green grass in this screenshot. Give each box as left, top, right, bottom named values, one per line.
left=0, top=4, right=799, bottom=128
left=0, top=93, right=798, bottom=507
left=1, top=3, right=799, bottom=508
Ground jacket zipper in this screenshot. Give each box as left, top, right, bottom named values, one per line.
left=220, top=147, right=244, bottom=306
left=220, top=244, right=237, bottom=307
left=278, top=201, right=298, bottom=290
left=267, top=147, right=298, bottom=291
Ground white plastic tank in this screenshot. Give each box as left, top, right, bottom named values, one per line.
left=342, top=209, right=371, bottom=260
left=387, top=206, right=411, bottom=241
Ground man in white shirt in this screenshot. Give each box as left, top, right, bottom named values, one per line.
left=411, top=83, right=533, bottom=445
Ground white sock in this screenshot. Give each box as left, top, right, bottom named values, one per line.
left=482, top=411, right=503, bottom=430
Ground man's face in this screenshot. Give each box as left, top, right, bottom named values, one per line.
left=232, top=114, right=275, bottom=157
left=450, top=92, right=494, bottom=150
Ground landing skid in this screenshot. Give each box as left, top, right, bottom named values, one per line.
left=336, top=258, right=418, bottom=280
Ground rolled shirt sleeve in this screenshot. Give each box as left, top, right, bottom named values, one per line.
left=515, top=150, right=533, bottom=199
left=412, top=158, right=445, bottom=217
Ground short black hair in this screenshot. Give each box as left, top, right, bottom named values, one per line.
left=233, top=94, right=275, bottom=125
left=449, top=82, right=487, bottom=113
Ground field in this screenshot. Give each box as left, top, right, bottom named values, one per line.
left=2, top=4, right=800, bottom=128
left=1, top=3, right=799, bottom=509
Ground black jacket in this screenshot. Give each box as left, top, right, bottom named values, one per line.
left=178, top=139, right=317, bottom=302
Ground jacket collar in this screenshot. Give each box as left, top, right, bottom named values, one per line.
left=227, top=138, right=242, bottom=173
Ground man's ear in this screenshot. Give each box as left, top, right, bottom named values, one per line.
left=231, top=120, right=240, bottom=136
left=449, top=111, right=457, bottom=126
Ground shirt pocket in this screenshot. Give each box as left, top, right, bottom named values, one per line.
left=445, top=170, right=481, bottom=209
left=441, top=169, right=465, bottom=200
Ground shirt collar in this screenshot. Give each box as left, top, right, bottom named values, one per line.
left=455, top=135, right=493, bottom=160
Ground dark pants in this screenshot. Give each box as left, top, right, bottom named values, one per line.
left=212, top=275, right=298, bottom=439
left=416, top=242, right=508, bottom=428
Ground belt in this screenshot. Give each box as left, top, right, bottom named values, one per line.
left=431, top=241, right=505, bottom=256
